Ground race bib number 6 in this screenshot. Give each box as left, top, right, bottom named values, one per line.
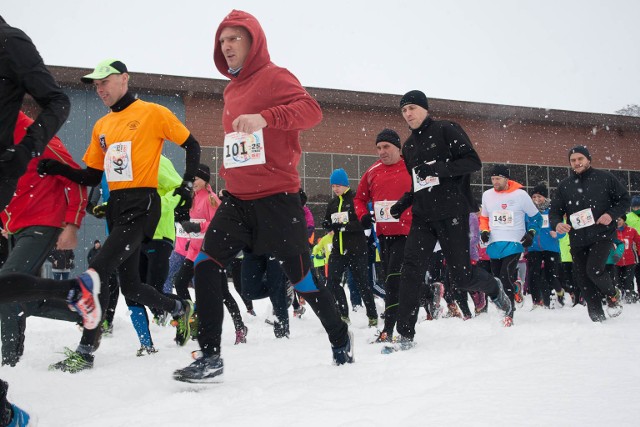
left=104, top=141, right=133, bottom=182
left=374, top=201, right=399, bottom=223
left=223, top=130, right=266, bottom=169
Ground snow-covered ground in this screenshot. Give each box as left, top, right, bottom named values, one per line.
left=2, top=288, right=640, bottom=426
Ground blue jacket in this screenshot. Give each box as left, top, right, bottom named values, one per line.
left=527, top=206, right=565, bottom=253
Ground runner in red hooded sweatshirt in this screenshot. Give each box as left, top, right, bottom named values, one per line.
left=173, top=10, right=352, bottom=384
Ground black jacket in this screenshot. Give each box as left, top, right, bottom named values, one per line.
left=401, top=116, right=481, bottom=221
left=48, top=248, right=75, bottom=271
left=324, top=188, right=367, bottom=256
left=0, top=16, right=70, bottom=153
left=549, top=167, right=630, bottom=248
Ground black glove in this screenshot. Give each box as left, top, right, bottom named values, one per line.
left=173, top=180, right=193, bottom=210
left=360, top=213, right=374, bottom=229
left=520, top=230, right=535, bottom=248
left=180, top=221, right=201, bottom=233
left=390, top=201, right=408, bottom=219
left=0, top=144, right=32, bottom=179
left=414, top=161, right=435, bottom=179
left=92, top=203, right=108, bottom=219
left=480, top=230, right=490, bottom=243
left=37, top=158, right=68, bottom=176
left=322, top=219, right=332, bottom=230
left=174, top=207, right=190, bottom=223
left=330, top=222, right=344, bottom=233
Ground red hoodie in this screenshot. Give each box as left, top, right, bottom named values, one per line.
left=616, top=225, right=640, bottom=266
left=213, top=10, right=322, bottom=200
left=1, top=112, right=87, bottom=233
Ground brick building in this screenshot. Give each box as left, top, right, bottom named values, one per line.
left=22, top=66, right=640, bottom=269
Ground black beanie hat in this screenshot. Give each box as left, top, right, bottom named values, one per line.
left=375, top=128, right=401, bottom=149
left=568, top=145, right=591, bottom=161
left=531, top=183, right=548, bottom=198
left=490, top=164, right=510, bottom=179
left=196, top=164, right=211, bottom=183
left=400, top=90, right=429, bottom=110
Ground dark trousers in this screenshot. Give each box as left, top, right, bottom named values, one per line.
left=571, top=240, right=616, bottom=319
left=378, top=235, right=406, bottom=335
left=0, top=226, right=78, bottom=365
left=194, top=195, right=346, bottom=357
left=490, top=252, right=520, bottom=313
left=229, top=257, right=253, bottom=311
left=527, top=250, right=562, bottom=306
left=397, top=215, right=500, bottom=339
left=614, top=264, right=635, bottom=295
left=241, top=251, right=287, bottom=323
left=327, top=249, right=377, bottom=319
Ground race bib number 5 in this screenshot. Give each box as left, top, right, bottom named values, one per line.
left=223, top=130, right=266, bottom=169
left=104, top=141, right=133, bottom=182
left=570, top=208, right=595, bottom=230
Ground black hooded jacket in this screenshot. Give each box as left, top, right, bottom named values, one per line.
left=0, top=16, right=70, bottom=153
left=401, top=116, right=481, bottom=221
left=549, top=166, right=630, bottom=248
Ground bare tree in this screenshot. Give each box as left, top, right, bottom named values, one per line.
left=616, top=104, right=640, bottom=117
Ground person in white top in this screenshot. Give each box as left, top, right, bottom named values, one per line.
left=480, top=164, right=542, bottom=326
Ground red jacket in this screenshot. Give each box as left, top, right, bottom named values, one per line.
left=214, top=10, right=322, bottom=200
left=1, top=112, right=87, bottom=233
left=616, top=226, right=640, bottom=266
left=354, top=158, right=412, bottom=236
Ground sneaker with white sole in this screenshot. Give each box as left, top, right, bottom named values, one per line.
left=67, top=269, right=101, bottom=330
left=173, top=354, right=224, bottom=383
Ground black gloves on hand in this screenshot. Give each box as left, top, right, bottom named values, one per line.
left=414, top=162, right=435, bottom=179
left=173, top=180, right=193, bottom=210
left=174, top=207, right=190, bottom=223
left=180, top=221, right=201, bottom=233
left=480, top=230, right=491, bottom=243
left=360, top=213, right=374, bottom=229
left=390, top=192, right=413, bottom=219
left=520, top=230, right=535, bottom=248
left=322, top=219, right=344, bottom=233
left=0, top=145, right=32, bottom=179
left=92, top=203, right=108, bottom=219
left=37, top=158, right=68, bottom=177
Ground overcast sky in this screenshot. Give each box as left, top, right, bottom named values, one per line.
left=4, top=0, right=640, bottom=115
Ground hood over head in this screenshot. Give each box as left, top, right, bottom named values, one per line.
left=213, top=10, right=270, bottom=80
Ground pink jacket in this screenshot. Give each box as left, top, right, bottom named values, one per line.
left=185, top=186, right=221, bottom=261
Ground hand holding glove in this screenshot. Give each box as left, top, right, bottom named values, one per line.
left=480, top=230, right=491, bottom=243
left=520, top=230, right=535, bottom=248
left=173, top=180, right=193, bottom=210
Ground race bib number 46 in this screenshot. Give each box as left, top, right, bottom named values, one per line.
left=223, top=130, right=266, bottom=169
left=104, top=141, right=133, bottom=182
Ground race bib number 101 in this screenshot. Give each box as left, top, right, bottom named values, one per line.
left=223, top=130, right=266, bottom=169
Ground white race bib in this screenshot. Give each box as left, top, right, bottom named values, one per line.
left=175, top=223, right=190, bottom=238
left=104, top=141, right=133, bottom=182
left=570, top=208, right=595, bottom=230
left=223, top=130, right=266, bottom=169
left=491, top=209, right=515, bottom=227
left=542, top=214, right=549, bottom=229
left=331, top=211, right=349, bottom=224
left=374, top=201, right=399, bottom=223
